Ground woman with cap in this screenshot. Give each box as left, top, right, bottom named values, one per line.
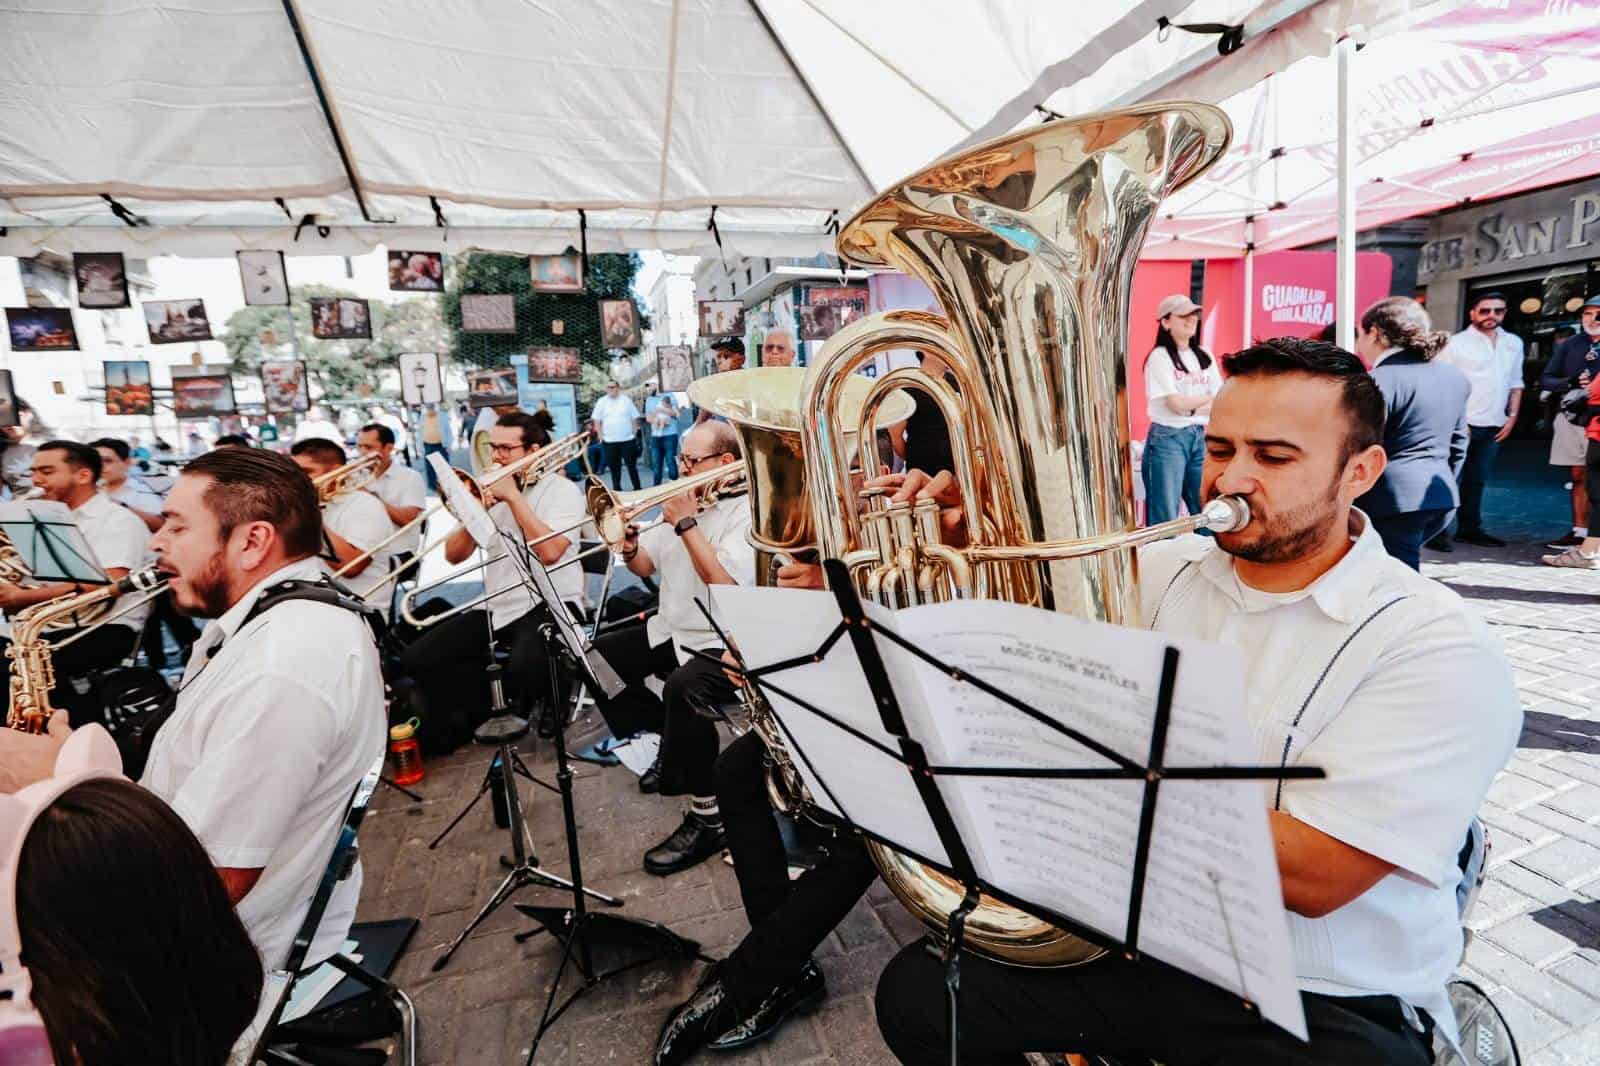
left=1141, top=294, right=1222, bottom=525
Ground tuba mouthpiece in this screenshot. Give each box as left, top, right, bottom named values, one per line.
left=1200, top=495, right=1250, bottom=533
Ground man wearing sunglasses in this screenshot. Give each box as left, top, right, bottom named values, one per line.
left=1434, top=292, right=1524, bottom=549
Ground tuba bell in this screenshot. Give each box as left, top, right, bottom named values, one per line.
left=800, top=103, right=1235, bottom=967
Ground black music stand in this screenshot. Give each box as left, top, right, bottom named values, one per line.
left=696, top=559, right=1325, bottom=1066
left=0, top=501, right=107, bottom=584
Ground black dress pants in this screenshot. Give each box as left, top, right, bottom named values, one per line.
left=398, top=607, right=564, bottom=734
left=874, top=944, right=1432, bottom=1065
left=0, top=623, right=140, bottom=730
left=591, top=622, right=731, bottom=798
left=601, top=440, right=641, bottom=491
left=716, top=732, right=877, bottom=1004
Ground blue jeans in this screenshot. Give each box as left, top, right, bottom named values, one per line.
left=650, top=433, right=679, bottom=485
left=422, top=442, right=447, bottom=491
left=1142, top=423, right=1204, bottom=526
left=1372, top=507, right=1453, bottom=571
left=1454, top=425, right=1501, bottom=535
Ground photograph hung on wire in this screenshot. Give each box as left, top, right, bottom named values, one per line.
left=799, top=285, right=869, bottom=341
left=309, top=297, right=372, bottom=340
left=657, top=345, right=693, bottom=392
left=388, top=250, right=445, bottom=292
left=73, top=252, right=130, bottom=309
left=527, top=346, right=581, bottom=384
left=460, top=293, right=517, bottom=333
left=103, top=360, right=154, bottom=416
left=399, top=351, right=444, bottom=407
left=237, top=250, right=290, bottom=307
left=466, top=367, right=518, bottom=409
left=698, top=299, right=745, bottom=339
left=261, top=360, right=309, bottom=414
left=5, top=307, right=78, bottom=351
left=529, top=251, right=584, bottom=293
left=170, top=369, right=236, bottom=418
left=599, top=298, right=641, bottom=349
left=144, top=299, right=213, bottom=344
left=0, top=370, right=18, bottom=429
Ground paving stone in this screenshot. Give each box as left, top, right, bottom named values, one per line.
left=1481, top=911, right=1596, bottom=968
left=1488, top=772, right=1563, bottom=812
left=1517, top=838, right=1600, bottom=889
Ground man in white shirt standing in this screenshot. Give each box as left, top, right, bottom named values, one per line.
left=1434, top=291, right=1524, bottom=548
left=289, top=439, right=396, bottom=603
left=0, top=447, right=388, bottom=1036
left=397, top=412, right=588, bottom=749
left=594, top=420, right=754, bottom=876
left=873, top=338, right=1522, bottom=1064
left=292, top=405, right=344, bottom=447
left=591, top=380, right=642, bottom=491
left=0, top=440, right=153, bottom=727
left=355, top=422, right=427, bottom=564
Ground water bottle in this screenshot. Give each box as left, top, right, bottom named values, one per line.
left=387, top=718, right=425, bottom=786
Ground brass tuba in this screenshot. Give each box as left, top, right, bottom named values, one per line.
left=800, top=103, right=1236, bottom=967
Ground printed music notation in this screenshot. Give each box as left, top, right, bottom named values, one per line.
left=713, top=586, right=1308, bottom=1042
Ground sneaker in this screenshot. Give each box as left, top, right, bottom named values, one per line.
left=1548, top=531, right=1587, bottom=549
left=644, top=813, right=726, bottom=875
left=1542, top=547, right=1600, bottom=569
left=1456, top=530, right=1507, bottom=548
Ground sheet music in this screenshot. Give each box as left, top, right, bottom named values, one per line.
left=425, top=453, right=497, bottom=549
left=710, top=585, right=951, bottom=868
left=0, top=500, right=108, bottom=584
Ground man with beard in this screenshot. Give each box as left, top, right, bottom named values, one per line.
left=0, top=448, right=387, bottom=1009
left=873, top=338, right=1521, bottom=1064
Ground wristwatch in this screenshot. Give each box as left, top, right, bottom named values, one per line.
left=673, top=516, right=699, bottom=537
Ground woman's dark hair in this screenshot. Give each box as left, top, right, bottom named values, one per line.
left=1151, top=323, right=1214, bottom=374
left=183, top=447, right=322, bottom=558
left=17, top=778, right=263, bottom=1066
left=1359, top=296, right=1450, bottom=360
left=1223, top=337, right=1386, bottom=461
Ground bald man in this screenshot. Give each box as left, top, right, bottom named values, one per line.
left=761, top=329, right=796, bottom=368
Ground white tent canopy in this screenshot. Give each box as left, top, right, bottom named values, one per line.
left=0, top=0, right=1433, bottom=260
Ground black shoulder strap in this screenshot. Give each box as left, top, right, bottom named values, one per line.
left=240, top=576, right=386, bottom=646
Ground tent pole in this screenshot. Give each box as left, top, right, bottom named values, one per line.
left=280, top=0, right=382, bottom=224
left=1242, top=219, right=1255, bottom=348
left=1335, top=36, right=1356, bottom=351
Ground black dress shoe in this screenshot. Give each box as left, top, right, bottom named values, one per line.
left=707, top=958, right=826, bottom=1051
left=1549, top=531, right=1587, bottom=549
left=1426, top=533, right=1454, bottom=552
left=644, top=813, right=725, bottom=876
left=1456, top=529, right=1507, bottom=548
left=639, top=756, right=662, bottom=794
left=655, top=967, right=737, bottom=1066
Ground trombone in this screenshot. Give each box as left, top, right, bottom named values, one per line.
left=312, top=452, right=382, bottom=505
left=398, top=460, right=747, bottom=629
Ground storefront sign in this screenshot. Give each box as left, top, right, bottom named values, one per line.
left=1419, top=180, right=1600, bottom=282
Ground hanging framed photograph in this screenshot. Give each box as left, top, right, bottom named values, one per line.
left=237, top=250, right=290, bottom=306
left=144, top=299, right=213, bottom=344
left=529, top=252, right=584, bottom=293
left=527, top=346, right=581, bottom=383
left=309, top=297, right=372, bottom=339
left=399, top=351, right=443, bottom=407
left=260, top=360, right=309, bottom=414
left=698, top=299, right=745, bottom=339
left=598, top=299, right=641, bottom=349
left=388, top=250, right=445, bottom=292
left=460, top=293, right=516, bottom=333
left=657, top=344, right=693, bottom=392
left=466, top=367, right=518, bottom=409
left=0, top=370, right=19, bottom=429
left=799, top=285, right=869, bottom=341
left=5, top=307, right=79, bottom=351
left=170, top=371, right=236, bottom=417
left=73, top=253, right=130, bottom=309
left=103, top=359, right=154, bottom=415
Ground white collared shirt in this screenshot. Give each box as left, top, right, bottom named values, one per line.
left=481, top=472, right=588, bottom=631
left=320, top=490, right=397, bottom=602
left=1137, top=514, right=1521, bottom=1042
left=106, top=478, right=164, bottom=518
left=368, top=461, right=428, bottom=555
left=1438, top=327, right=1523, bottom=427
left=141, top=556, right=387, bottom=981
left=71, top=490, right=155, bottom=631
left=640, top=493, right=755, bottom=659
left=590, top=393, right=642, bottom=443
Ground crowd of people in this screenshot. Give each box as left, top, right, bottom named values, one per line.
left=0, top=287, right=1591, bottom=1066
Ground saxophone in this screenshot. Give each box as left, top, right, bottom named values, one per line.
left=6, top=567, right=166, bottom=734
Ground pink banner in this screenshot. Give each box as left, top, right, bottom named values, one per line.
left=1200, top=250, right=1394, bottom=360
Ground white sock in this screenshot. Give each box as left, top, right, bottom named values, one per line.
left=1577, top=527, right=1589, bottom=537
left=690, top=795, right=720, bottom=823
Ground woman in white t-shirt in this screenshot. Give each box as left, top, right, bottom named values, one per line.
left=1142, top=294, right=1223, bottom=524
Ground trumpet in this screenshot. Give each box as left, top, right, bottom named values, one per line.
left=398, top=461, right=747, bottom=630
left=312, top=452, right=381, bottom=504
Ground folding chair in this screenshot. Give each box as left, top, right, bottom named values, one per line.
left=250, top=760, right=417, bottom=1066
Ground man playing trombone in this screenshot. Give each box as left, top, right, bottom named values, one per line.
left=355, top=422, right=427, bottom=567
left=592, top=420, right=754, bottom=876
left=397, top=412, right=588, bottom=747
left=290, top=439, right=396, bottom=603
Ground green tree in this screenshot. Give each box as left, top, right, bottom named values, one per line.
left=441, top=251, right=648, bottom=414
left=220, top=284, right=448, bottom=402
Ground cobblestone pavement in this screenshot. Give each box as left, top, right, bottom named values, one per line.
left=352, top=443, right=1598, bottom=1064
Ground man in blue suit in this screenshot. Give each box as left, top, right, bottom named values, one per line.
left=1354, top=298, right=1471, bottom=569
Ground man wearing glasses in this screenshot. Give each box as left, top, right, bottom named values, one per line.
left=591, top=380, right=643, bottom=491
left=760, top=329, right=797, bottom=368
left=1434, top=292, right=1524, bottom=549
left=591, top=421, right=754, bottom=875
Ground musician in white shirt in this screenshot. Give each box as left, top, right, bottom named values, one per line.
left=396, top=412, right=587, bottom=748
left=355, top=422, right=427, bottom=558
left=289, top=438, right=396, bottom=603
left=1435, top=291, right=1524, bottom=547
left=873, top=338, right=1521, bottom=1065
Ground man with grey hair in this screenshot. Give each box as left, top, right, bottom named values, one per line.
left=760, top=329, right=796, bottom=368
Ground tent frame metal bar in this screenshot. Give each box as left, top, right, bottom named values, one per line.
left=280, top=0, right=384, bottom=225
